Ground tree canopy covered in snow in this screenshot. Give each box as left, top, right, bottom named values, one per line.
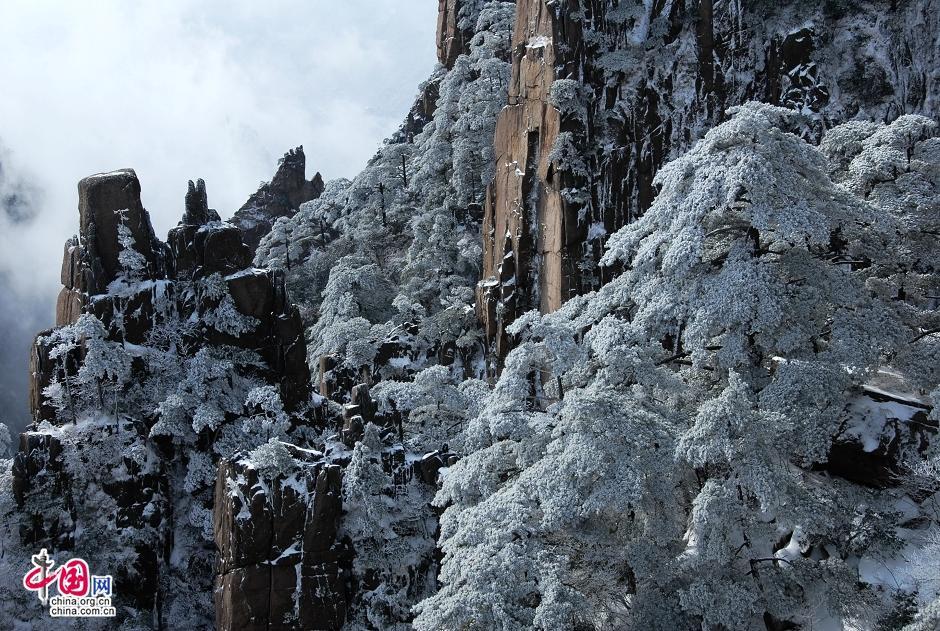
left=415, top=104, right=940, bottom=631
left=1, top=1, right=938, bottom=629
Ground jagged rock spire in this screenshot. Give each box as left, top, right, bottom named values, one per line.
left=54, top=168, right=167, bottom=310
left=183, top=178, right=209, bottom=225
left=230, top=146, right=324, bottom=253
left=181, top=178, right=221, bottom=226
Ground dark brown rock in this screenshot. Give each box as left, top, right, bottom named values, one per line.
left=274, top=308, right=312, bottom=412
left=28, top=329, right=64, bottom=423
left=396, top=77, right=441, bottom=143
left=214, top=566, right=274, bottom=631
left=823, top=388, right=936, bottom=488
left=183, top=178, right=220, bottom=226
left=318, top=354, right=358, bottom=404
left=349, top=384, right=375, bottom=424
left=169, top=217, right=251, bottom=282
left=341, top=414, right=364, bottom=448
left=305, top=464, right=343, bottom=555
left=297, top=562, right=347, bottom=630
left=226, top=270, right=275, bottom=321
left=77, top=169, right=166, bottom=293
left=31, top=171, right=314, bottom=420
left=231, top=147, right=324, bottom=253
left=213, top=459, right=278, bottom=575
left=12, top=420, right=169, bottom=613
left=201, top=226, right=253, bottom=276
left=417, top=453, right=442, bottom=486
left=214, top=453, right=347, bottom=631
left=55, top=287, right=84, bottom=327
left=60, top=237, right=82, bottom=289
left=12, top=430, right=65, bottom=507
left=437, top=0, right=470, bottom=68
left=11, top=430, right=74, bottom=551
left=90, top=283, right=165, bottom=345
left=167, top=224, right=201, bottom=280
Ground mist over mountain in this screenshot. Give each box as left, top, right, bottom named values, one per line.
left=0, top=144, right=51, bottom=432
left=0, top=2, right=938, bottom=630
left=0, top=0, right=437, bottom=430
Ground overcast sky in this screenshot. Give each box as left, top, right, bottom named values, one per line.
left=0, top=0, right=438, bottom=427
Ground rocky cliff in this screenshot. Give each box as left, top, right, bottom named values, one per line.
left=213, top=445, right=347, bottom=630
left=34, top=170, right=311, bottom=421
left=2, top=1, right=938, bottom=629
left=231, top=147, right=324, bottom=253
left=477, top=0, right=940, bottom=363
left=15, top=169, right=317, bottom=627
left=437, top=0, right=480, bottom=68
left=11, top=159, right=458, bottom=628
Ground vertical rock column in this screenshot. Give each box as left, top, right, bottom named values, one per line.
left=477, top=0, right=583, bottom=365
left=34, top=169, right=167, bottom=421
left=55, top=168, right=166, bottom=325
left=213, top=449, right=348, bottom=631
left=437, top=0, right=473, bottom=68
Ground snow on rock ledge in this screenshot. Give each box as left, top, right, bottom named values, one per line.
left=213, top=441, right=348, bottom=631
left=826, top=384, right=936, bottom=488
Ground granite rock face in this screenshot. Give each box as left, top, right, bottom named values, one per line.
left=31, top=171, right=312, bottom=422
left=55, top=169, right=168, bottom=326
left=214, top=447, right=348, bottom=631
left=17, top=171, right=315, bottom=623
left=76, top=169, right=168, bottom=291
left=231, top=147, right=324, bottom=254
left=16, top=164, right=448, bottom=627
left=478, top=0, right=940, bottom=364
left=14, top=2, right=940, bottom=629
left=436, top=0, right=472, bottom=68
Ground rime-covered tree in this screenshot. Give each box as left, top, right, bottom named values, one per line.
left=112, top=208, right=149, bottom=288
left=242, top=385, right=290, bottom=443
left=253, top=2, right=514, bottom=387
left=373, top=365, right=488, bottom=452
left=417, top=103, right=936, bottom=630
left=340, top=423, right=438, bottom=629
left=821, top=114, right=940, bottom=397
left=42, top=314, right=133, bottom=421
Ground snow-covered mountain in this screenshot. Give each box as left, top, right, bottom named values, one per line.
left=0, top=1, right=938, bottom=630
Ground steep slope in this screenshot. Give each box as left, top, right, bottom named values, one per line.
left=255, top=1, right=516, bottom=392
left=0, top=5, right=518, bottom=629
left=478, top=0, right=940, bottom=364
left=4, top=170, right=314, bottom=628
left=0, top=1, right=937, bottom=630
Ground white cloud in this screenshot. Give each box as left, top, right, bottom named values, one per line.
left=0, top=0, right=437, bottom=278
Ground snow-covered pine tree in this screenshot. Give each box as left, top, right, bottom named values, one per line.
left=42, top=314, right=133, bottom=422
left=821, top=114, right=940, bottom=400
left=417, top=103, right=938, bottom=630
left=339, top=423, right=439, bottom=629
left=113, top=209, right=149, bottom=286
